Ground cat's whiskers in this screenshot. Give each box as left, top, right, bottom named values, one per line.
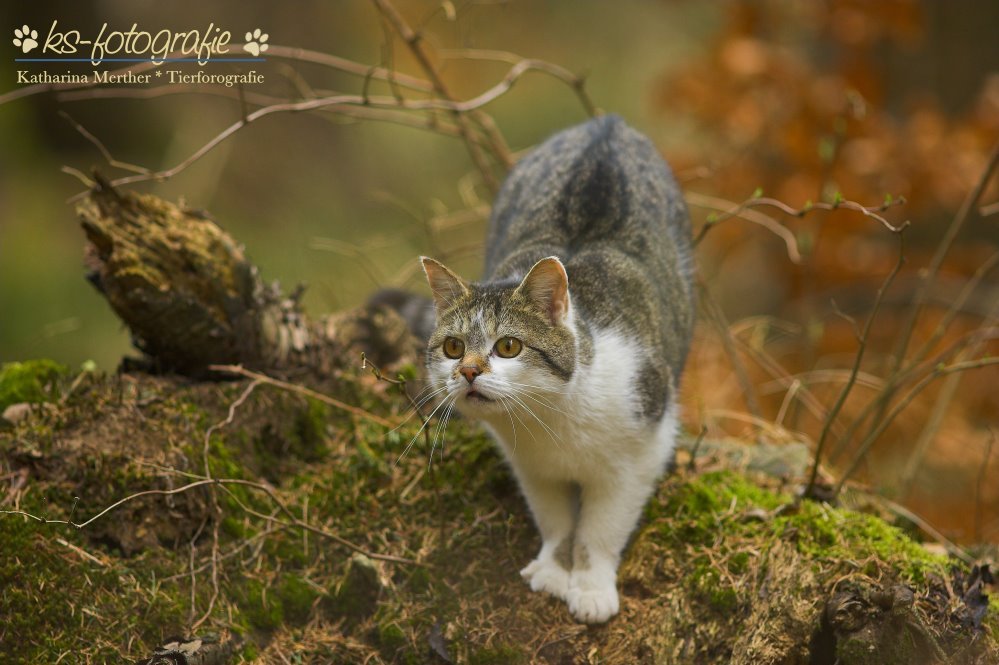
left=388, top=384, right=450, bottom=434
left=498, top=382, right=562, bottom=409
left=429, top=394, right=459, bottom=470
left=504, top=390, right=563, bottom=448
left=500, top=383, right=571, bottom=416
left=395, top=387, right=458, bottom=466
left=497, top=397, right=520, bottom=451
left=499, top=395, right=537, bottom=450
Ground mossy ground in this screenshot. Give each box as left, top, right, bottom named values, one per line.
left=0, top=359, right=67, bottom=411
left=0, top=360, right=996, bottom=664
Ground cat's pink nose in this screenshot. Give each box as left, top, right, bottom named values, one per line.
left=459, top=365, right=481, bottom=384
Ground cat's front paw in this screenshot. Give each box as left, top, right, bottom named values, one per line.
left=520, top=558, right=571, bottom=600
left=567, top=570, right=619, bottom=623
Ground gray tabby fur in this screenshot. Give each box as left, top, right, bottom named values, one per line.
left=483, top=114, right=695, bottom=417
left=419, top=114, right=695, bottom=623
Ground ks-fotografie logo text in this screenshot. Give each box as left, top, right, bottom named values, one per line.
left=12, top=20, right=268, bottom=86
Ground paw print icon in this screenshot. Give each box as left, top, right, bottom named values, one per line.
left=242, top=29, right=269, bottom=57
left=13, top=25, right=39, bottom=54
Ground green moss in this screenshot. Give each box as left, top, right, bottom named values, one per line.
left=468, top=643, right=529, bottom=665
left=276, top=574, right=320, bottom=625
left=4, top=363, right=988, bottom=662
left=648, top=471, right=947, bottom=586
left=233, top=572, right=320, bottom=632
left=377, top=619, right=408, bottom=651
left=650, top=471, right=784, bottom=545
left=774, top=502, right=948, bottom=584
left=239, top=642, right=259, bottom=662
left=690, top=560, right=740, bottom=613
left=236, top=579, right=284, bottom=631
left=0, top=512, right=188, bottom=665
left=290, top=397, right=330, bottom=461
left=0, top=359, right=67, bottom=410
left=406, top=566, right=432, bottom=594
left=986, top=594, right=999, bottom=638
left=727, top=551, right=751, bottom=575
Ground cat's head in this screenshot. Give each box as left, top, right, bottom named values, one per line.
left=421, top=256, right=576, bottom=418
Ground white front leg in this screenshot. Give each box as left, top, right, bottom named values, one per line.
left=514, top=471, right=577, bottom=601
left=567, top=474, right=656, bottom=623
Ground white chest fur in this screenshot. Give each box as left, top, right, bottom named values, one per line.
left=481, top=327, right=675, bottom=484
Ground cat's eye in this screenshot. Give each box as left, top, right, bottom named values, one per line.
left=494, top=336, right=523, bottom=358
left=442, top=337, right=465, bottom=359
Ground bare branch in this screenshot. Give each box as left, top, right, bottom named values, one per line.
left=834, top=356, right=999, bottom=497
left=828, top=325, right=999, bottom=465
left=698, top=280, right=763, bottom=420
left=689, top=190, right=909, bottom=265
left=687, top=192, right=804, bottom=263
left=208, top=364, right=396, bottom=428
left=885, top=141, right=999, bottom=385
left=1, top=475, right=418, bottom=566
left=371, top=0, right=501, bottom=190
left=440, top=48, right=597, bottom=117
left=58, top=111, right=152, bottom=176
left=63, top=58, right=590, bottom=198
left=804, top=228, right=907, bottom=500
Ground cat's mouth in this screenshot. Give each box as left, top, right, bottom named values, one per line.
left=465, top=389, right=493, bottom=403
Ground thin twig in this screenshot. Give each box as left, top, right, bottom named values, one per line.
left=886, top=141, right=999, bottom=377
left=855, top=141, right=999, bottom=452
left=803, top=228, right=907, bottom=500
left=834, top=356, right=999, bottom=497
left=208, top=365, right=395, bottom=428
left=975, top=431, right=995, bottom=543
left=58, top=83, right=481, bottom=146
left=371, top=0, right=499, bottom=190
left=687, top=192, right=804, bottom=263
left=361, top=352, right=434, bottom=466
left=193, top=379, right=261, bottom=629
left=440, top=47, right=596, bottom=118
left=909, top=249, right=999, bottom=368
left=698, top=280, right=763, bottom=420
left=872, top=496, right=973, bottom=564
left=0, top=477, right=418, bottom=566
left=689, top=190, right=908, bottom=263
left=65, top=62, right=573, bottom=200
left=58, top=111, right=152, bottom=176
left=828, top=325, right=999, bottom=465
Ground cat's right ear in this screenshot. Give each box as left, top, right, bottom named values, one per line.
left=421, top=257, right=470, bottom=311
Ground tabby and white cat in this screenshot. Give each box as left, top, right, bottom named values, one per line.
left=420, top=115, right=694, bottom=623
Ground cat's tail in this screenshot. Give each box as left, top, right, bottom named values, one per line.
left=367, top=288, right=435, bottom=343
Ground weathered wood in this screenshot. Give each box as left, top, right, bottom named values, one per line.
left=77, top=173, right=413, bottom=375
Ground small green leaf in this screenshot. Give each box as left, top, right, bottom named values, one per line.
left=818, top=137, right=836, bottom=163
left=751, top=187, right=763, bottom=199
left=884, top=193, right=893, bottom=206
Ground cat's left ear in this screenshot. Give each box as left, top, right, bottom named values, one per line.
left=515, top=256, right=571, bottom=326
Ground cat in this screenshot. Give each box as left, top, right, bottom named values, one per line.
left=419, top=114, right=695, bottom=623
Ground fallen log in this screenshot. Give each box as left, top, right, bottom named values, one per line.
left=78, top=172, right=414, bottom=375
